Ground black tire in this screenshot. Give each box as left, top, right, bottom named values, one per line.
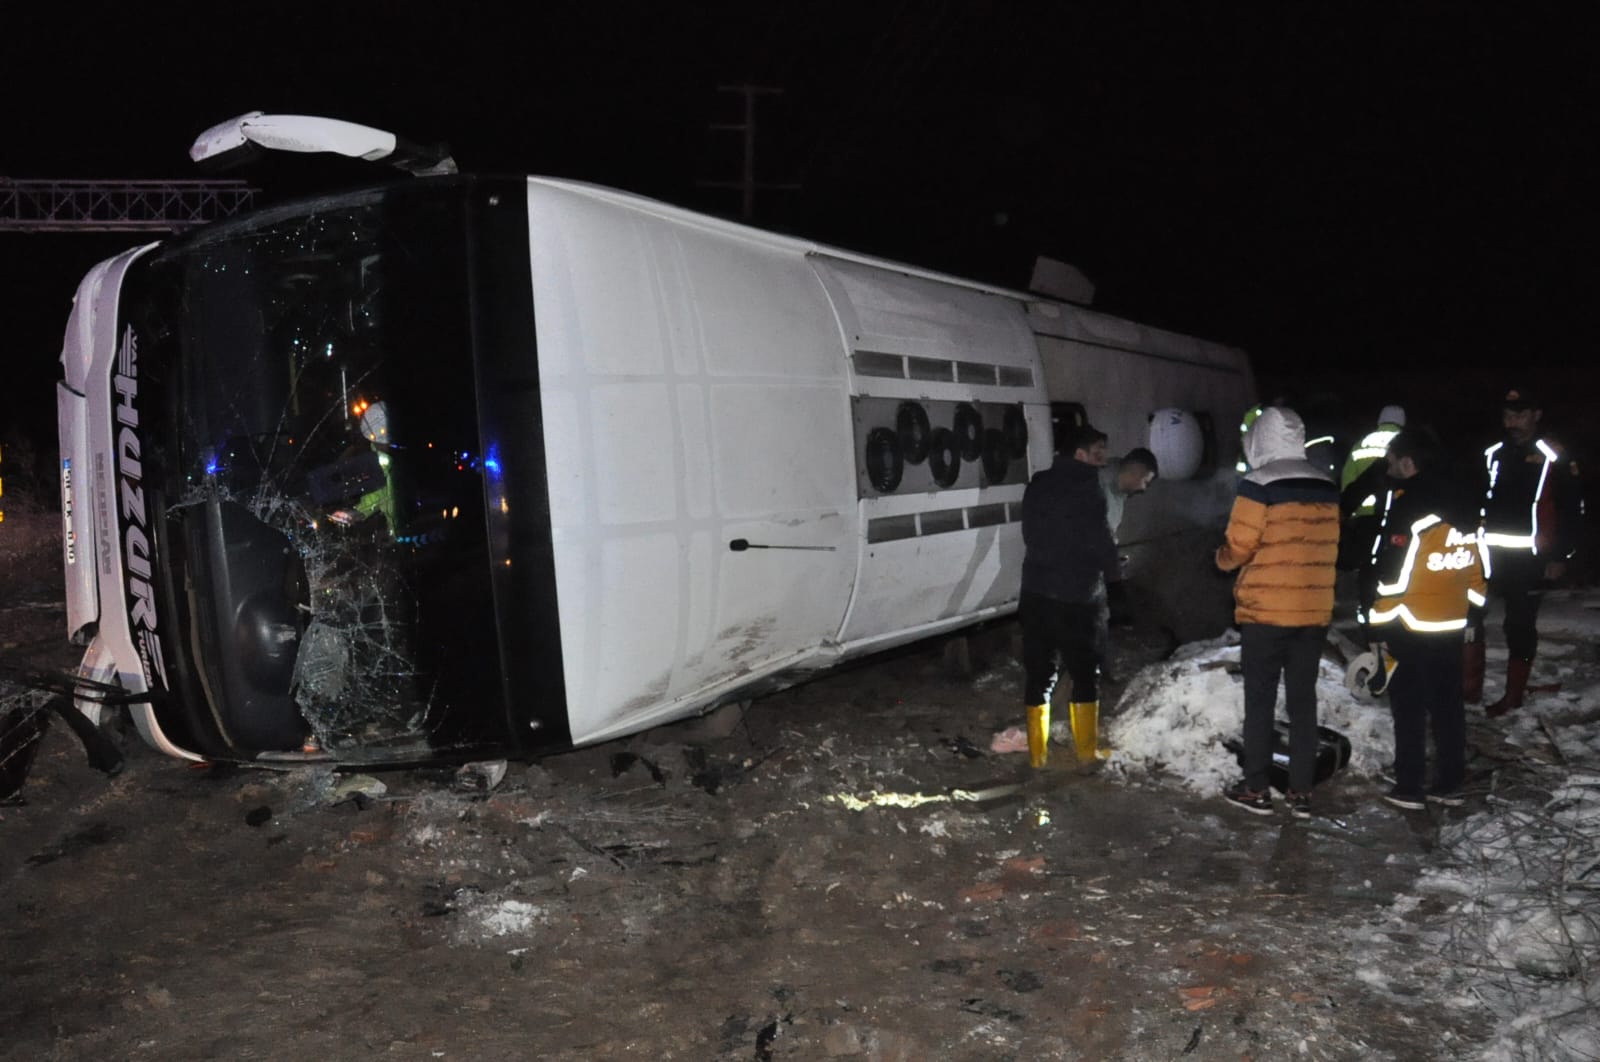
left=953, top=403, right=983, bottom=461
left=896, top=402, right=931, bottom=464
left=1003, top=405, right=1028, bottom=458
left=981, top=428, right=1009, bottom=483
left=929, top=427, right=961, bottom=488
left=865, top=427, right=904, bottom=493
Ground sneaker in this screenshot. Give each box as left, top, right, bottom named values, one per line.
left=1284, top=790, right=1312, bottom=820
left=1426, top=789, right=1465, bottom=807
left=1224, top=781, right=1274, bottom=816
left=1383, top=788, right=1426, bottom=811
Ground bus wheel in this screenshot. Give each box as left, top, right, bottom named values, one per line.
left=896, top=401, right=931, bottom=464
left=929, top=427, right=961, bottom=487
left=1004, top=405, right=1028, bottom=458
left=953, top=403, right=983, bottom=461
left=865, top=427, right=904, bottom=493
left=981, top=428, right=1009, bottom=483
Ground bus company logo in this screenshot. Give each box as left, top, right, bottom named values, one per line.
left=113, top=325, right=169, bottom=688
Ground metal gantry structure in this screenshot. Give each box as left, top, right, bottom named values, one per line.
left=0, top=177, right=259, bottom=233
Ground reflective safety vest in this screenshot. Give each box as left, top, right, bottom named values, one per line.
left=1235, top=404, right=1264, bottom=473
left=1480, top=438, right=1561, bottom=574
left=1369, top=514, right=1487, bottom=633
left=1339, top=424, right=1402, bottom=517
left=1304, top=433, right=1338, bottom=479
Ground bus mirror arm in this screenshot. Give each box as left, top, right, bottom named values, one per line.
left=190, top=111, right=458, bottom=177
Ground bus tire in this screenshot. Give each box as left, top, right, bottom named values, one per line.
left=981, top=428, right=1009, bottom=483
left=929, top=427, right=961, bottom=488
left=953, top=403, right=983, bottom=461
left=896, top=402, right=931, bottom=464
left=1004, top=405, right=1028, bottom=458
left=865, top=427, right=904, bottom=493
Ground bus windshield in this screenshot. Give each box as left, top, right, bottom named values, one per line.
left=128, top=181, right=503, bottom=758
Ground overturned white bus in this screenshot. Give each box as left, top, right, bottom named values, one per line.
left=52, top=113, right=1255, bottom=766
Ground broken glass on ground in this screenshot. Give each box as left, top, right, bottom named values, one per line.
left=0, top=690, right=52, bottom=805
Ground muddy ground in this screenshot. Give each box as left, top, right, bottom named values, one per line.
left=2, top=510, right=1498, bottom=1060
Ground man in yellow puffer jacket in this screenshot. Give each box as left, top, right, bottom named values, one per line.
left=1368, top=428, right=1487, bottom=810
left=1215, top=407, right=1341, bottom=819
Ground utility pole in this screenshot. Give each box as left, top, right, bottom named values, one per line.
left=698, top=84, right=799, bottom=221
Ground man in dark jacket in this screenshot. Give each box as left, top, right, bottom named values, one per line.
left=1019, top=425, right=1121, bottom=767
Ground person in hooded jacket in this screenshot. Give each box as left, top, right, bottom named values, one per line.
left=1215, top=407, right=1341, bottom=818
left=1019, top=424, right=1122, bottom=767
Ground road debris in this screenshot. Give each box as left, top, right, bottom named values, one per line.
left=826, top=784, right=1023, bottom=812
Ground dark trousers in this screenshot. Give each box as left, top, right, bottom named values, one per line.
left=1240, top=623, right=1325, bottom=793
left=1489, top=562, right=1544, bottom=661
left=1386, top=630, right=1466, bottom=795
left=1020, top=592, right=1098, bottom=705
left=1339, top=516, right=1381, bottom=639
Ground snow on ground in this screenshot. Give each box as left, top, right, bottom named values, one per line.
left=1392, top=595, right=1596, bottom=1060
left=1102, top=628, right=1393, bottom=795
left=1375, top=768, right=1600, bottom=1062
left=1107, top=588, right=1600, bottom=1060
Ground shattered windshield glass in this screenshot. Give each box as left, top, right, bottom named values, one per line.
left=134, top=183, right=502, bottom=757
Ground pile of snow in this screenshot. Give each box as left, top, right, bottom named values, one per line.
left=1104, top=632, right=1394, bottom=795
left=477, top=899, right=545, bottom=935
left=468, top=898, right=549, bottom=939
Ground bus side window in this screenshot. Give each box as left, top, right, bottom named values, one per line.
left=1050, top=402, right=1087, bottom=457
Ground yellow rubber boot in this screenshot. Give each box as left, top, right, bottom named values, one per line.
left=1025, top=704, right=1050, bottom=768
left=1069, top=701, right=1105, bottom=763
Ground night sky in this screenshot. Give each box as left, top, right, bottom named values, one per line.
left=3, top=2, right=1596, bottom=462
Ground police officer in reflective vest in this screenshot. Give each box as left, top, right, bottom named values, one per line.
left=1338, top=405, right=1407, bottom=635
left=1368, top=429, right=1486, bottom=809
left=1341, top=405, right=1408, bottom=515
left=1235, top=403, right=1264, bottom=474
left=1470, top=388, right=1584, bottom=716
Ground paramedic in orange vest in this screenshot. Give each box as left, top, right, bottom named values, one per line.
left=1470, top=388, right=1584, bottom=716
left=1367, top=429, right=1486, bottom=809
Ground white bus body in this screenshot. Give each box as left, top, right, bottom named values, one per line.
left=55, top=174, right=1253, bottom=763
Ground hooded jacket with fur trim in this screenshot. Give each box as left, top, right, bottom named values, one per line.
left=1215, top=407, right=1341, bottom=626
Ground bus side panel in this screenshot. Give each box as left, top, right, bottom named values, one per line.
left=525, top=183, right=858, bottom=746
left=808, top=257, right=1046, bottom=649
left=1033, top=315, right=1256, bottom=641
